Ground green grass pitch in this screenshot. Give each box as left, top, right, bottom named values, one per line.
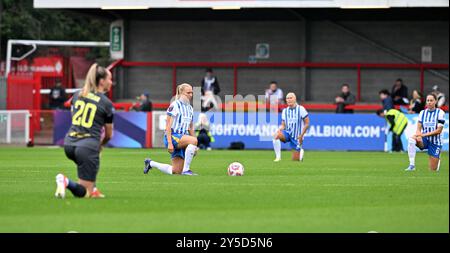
left=0, top=147, right=448, bottom=233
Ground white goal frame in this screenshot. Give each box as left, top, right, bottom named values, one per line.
left=4, top=39, right=110, bottom=78
left=0, top=110, right=30, bottom=144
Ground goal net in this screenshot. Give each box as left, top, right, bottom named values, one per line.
left=3, top=40, right=111, bottom=146
left=0, top=110, right=30, bottom=145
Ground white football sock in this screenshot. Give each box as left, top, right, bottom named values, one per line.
left=150, top=161, right=173, bottom=175
left=299, top=148, right=304, bottom=161
left=183, top=144, right=197, bottom=173
left=437, top=160, right=441, bottom=171
left=407, top=138, right=416, bottom=166
left=273, top=139, right=281, bottom=159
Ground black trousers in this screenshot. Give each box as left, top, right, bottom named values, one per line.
left=392, top=127, right=407, bottom=152
left=197, top=130, right=211, bottom=149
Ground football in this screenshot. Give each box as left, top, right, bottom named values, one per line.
left=227, top=162, right=244, bottom=176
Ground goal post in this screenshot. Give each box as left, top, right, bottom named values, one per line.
left=5, top=39, right=110, bottom=78
left=0, top=110, right=30, bottom=145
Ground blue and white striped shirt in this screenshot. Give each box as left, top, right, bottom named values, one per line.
left=281, top=104, right=309, bottom=139
left=166, top=99, right=193, bottom=135
left=419, top=108, right=445, bottom=146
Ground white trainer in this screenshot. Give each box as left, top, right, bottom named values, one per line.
left=273, top=158, right=281, bottom=162
left=55, top=173, right=67, bottom=199
left=405, top=165, right=415, bottom=171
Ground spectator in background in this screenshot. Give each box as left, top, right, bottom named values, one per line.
left=265, top=81, right=284, bottom=106
left=408, top=89, right=424, bottom=114
left=201, top=90, right=219, bottom=112
left=391, top=78, right=409, bottom=105
left=379, top=89, right=394, bottom=112
left=201, top=68, right=220, bottom=96
left=431, top=85, right=446, bottom=108
left=377, top=109, right=408, bottom=152
left=133, top=92, right=153, bottom=112
left=195, top=113, right=214, bottom=150
left=335, top=83, right=356, bottom=113
left=201, top=68, right=220, bottom=111
left=49, top=81, right=66, bottom=109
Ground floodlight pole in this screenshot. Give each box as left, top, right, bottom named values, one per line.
left=5, top=40, right=110, bottom=77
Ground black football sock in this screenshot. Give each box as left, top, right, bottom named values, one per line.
left=67, top=180, right=87, bottom=198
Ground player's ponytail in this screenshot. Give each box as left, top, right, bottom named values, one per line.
left=80, top=63, right=108, bottom=97
left=175, top=85, right=182, bottom=100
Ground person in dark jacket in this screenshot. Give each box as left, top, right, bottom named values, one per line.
left=200, top=68, right=220, bottom=111
left=195, top=113, right=214, bottom=150
left=335, top=83, right=356, bottom=113
left=391, top=78, right=409, bottom=105
left=133, top=93, right=153, bottom=112
left=201, top=68, right=220, bottom=96
left=379, top=89, right=394, bottom=111
left=49, top=81, right=67, bottom=109
left=408, top=89, right=424, bottom=114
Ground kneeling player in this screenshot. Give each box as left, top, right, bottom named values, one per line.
left=55, top=63, right=114, bottom=198
left=272, top=92, right=310, bottom=162
left=144, top=83, right=199, bottom=175
left=406, top=93, right=445, bottom=172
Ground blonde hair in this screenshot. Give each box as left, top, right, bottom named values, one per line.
left=175, top=83, right=192, bottom=100
left=286, top=92, right=297, bottom=100
left=80, top=63, right=108, bottom=97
